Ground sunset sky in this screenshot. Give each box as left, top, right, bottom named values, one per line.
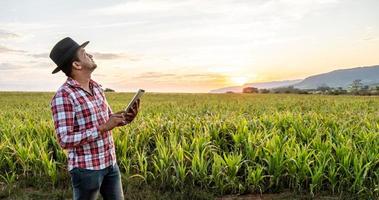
left=0, top=0, right=378, bottom=93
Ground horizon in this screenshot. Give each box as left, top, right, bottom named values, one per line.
left=1, top=0, right=378, bottom=93
left=1, top=63, right=377, bottom=93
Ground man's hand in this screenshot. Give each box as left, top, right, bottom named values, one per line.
left=125, top=99, right=140, bottom=124
left=99, top=113, right=127, bottom=134
left=99, top=99, right=140, bottom=134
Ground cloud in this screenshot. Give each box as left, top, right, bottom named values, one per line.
left=0, top=30, right=19, bottom=40
left=92, top=0, right=339, bottom=21
left=363, top=37, right=378, bottom=41
left=0, top=45, right=26, bottom=53
left=0, top=61, right=52, bottom=71
left=81, top=21, right=150, bottom=29
left=92, top=0, right=190, bottom=16
left=110, top=70, right=229, bottom=92
left=362, top=26, right=379, bottom=41
left=87, top=0, right=340, bottom=53
left=134, top=71, right=227, bottom=83
left=27, top=51, right=140, bottom=62
left=28, top=52, right=49, bottom=58
left=135, top=72, right=177, bottom=79
left=28, top=51, right=142, bottom=61
left=91, top=52, right=139, bottom=61
left=0, top=63, right=25, bottom=70
left=0, top=22, right=61, bottom=31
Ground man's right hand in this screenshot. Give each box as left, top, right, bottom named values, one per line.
left=99, top=113, right=126, bottom=134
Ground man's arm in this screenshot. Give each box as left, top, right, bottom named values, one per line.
left=107, top=101, right=113, bottom=118
left=98, top=86, right=113, bottom=118
left=51, top=92, right=102, bottom=149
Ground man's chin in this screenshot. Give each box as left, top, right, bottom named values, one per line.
left=88, top=64, right=97, bottom=73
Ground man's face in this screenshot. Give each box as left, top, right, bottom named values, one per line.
left=76, top=48, right=97, bottom=72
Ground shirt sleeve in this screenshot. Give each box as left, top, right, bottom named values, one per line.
left=100, top=89, right=113, bottom=118
left=50, top=91, right=101, bottom=149
left=106, top=99, right=113, bottom=118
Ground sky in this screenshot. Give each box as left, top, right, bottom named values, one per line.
left=0, top=0, right=378, bottom=93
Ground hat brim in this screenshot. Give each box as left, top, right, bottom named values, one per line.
left=51, top=41, right=90, bottom=74
left=80, top=41, right=90, bottom=48
left=52, top=66, right=61, bottom=74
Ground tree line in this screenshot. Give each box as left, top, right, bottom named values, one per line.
left=240, top=80, right=379, bottom=95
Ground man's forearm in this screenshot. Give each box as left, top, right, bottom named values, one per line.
left=56, top=126, right=101, bottom=149
left=98, top=123, right=108, bottom=134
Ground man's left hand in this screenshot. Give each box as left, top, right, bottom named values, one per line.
left=115, top=99, right=140, bottom=126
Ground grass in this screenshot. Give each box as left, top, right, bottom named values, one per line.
left=0, top=92, right=378, bottom=199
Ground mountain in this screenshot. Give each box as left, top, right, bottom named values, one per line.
left=209, top=64, right=379, bottom=93
left=293, top=65, right=379, bottom=89
left=209, top=79, right=302, bottom=93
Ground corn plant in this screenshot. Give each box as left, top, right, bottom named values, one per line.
left=0, top=92, right=378, bottom=198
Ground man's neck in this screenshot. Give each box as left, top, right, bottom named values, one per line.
left=72, top=74, right=92, bottom=94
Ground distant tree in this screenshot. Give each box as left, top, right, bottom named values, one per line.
left=243, top=87, right=259, bottom=93
left=259, top=88, right=270, bottom=94
left=327, top=87, right=347, bottom=95
left=336, top=87, right=347, bottom=95
left=104, top=88, right=115, bottom=92
left=350, top=79, right=363, bottom=94
left=316, top=84, right=331, bottom=93
left=358, top=85, right=370, bottom=95
left=269, top=86, right=308, bottom=94
left=374, top=86, right=379, bottom=95
left=226, top=91, right=234, bottom=94
left=297, top=90, right=309, bottom=94
left=362, top=85, right=369, bottom=90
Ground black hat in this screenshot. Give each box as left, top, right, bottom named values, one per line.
left=49, top=37, right=89, bottom=74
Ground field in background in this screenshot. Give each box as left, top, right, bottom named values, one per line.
left=0, top=92, right=378, bottom=199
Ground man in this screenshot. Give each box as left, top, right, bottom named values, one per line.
left=49, top=37, right=139, bottom=200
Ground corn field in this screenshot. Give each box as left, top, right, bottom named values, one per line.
left=0, top=92, right=378, bottom=198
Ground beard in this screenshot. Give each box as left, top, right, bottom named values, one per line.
left=92, top=62, right=97, bottom=69
left=87, top=60, right=97, bottom=72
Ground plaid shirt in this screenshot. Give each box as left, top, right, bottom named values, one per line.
left=50, top=77, right=116, bottom=171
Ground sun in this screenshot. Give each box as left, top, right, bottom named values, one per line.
left=231, top=76, right=248, bottom=86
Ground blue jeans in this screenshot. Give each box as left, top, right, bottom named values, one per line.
left=70, top=163, right=124, bottom=200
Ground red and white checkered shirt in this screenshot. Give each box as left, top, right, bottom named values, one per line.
left=50, top=77, right=116, bottom=171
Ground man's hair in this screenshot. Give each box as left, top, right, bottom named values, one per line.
left=61, top=51, right=79, bottom=77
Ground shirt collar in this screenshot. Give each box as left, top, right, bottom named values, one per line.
left=66, top=77, right=81, bottom=88
left=66, top=77, right=102, bottom=88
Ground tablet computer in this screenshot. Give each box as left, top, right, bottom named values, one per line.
left=125, top=89, right=145, bottom=113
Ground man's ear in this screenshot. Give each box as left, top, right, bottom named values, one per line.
left=72, top=61, right=81, bottom=70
